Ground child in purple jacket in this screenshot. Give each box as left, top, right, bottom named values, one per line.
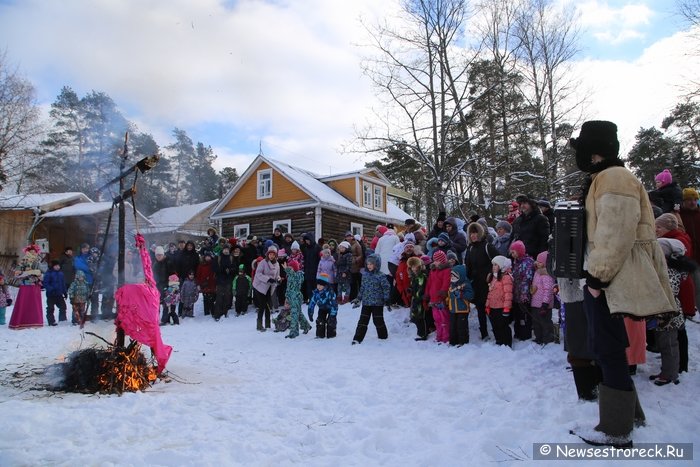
left=316, top=249, right=337, bottom=290
left=530, top=251, right=556, bottom=344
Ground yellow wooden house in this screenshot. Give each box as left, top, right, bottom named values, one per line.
left=209, top=155, right=413, bottom=242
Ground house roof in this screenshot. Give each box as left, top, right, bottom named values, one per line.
left=41, top=201, right=151, bottom=225
left=0, top=192, right=90, bottom=211
left=211, top=156, right=411, bottom=223
left=143, top=199, right=218, bottom=234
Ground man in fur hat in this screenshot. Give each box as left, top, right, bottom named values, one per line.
left=511, top=194, right=550, bottom=258
left=569, top=120, right=675, bottom=448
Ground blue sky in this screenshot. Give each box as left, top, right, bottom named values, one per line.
left=0, top=0, right=697, bottom=175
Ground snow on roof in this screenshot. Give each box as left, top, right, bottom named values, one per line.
left=268, top=158, right=410, bottom=222
left=0, top=192, right=89, bottom=210
left=41, top=201, right=150, bottom=223
left=148, top=199, right=218, bottom=231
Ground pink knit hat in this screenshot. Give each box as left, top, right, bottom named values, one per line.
left=536, top=251, right=548, bottom=265
left=509, top=240, right=526, bottom=258
left=655, top=169, right=672, bottom=186
left=433, top=250, right=447, bottom=264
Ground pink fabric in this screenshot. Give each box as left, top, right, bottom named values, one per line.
left=432, top=306, right=449, bottom=343
left=8, top=284, right=43, bottom=329
left=624, top=317, right=646, bottom=365
left=530, top=271, right=555, bottom=308
left=114, top=233, right=172, bottom=372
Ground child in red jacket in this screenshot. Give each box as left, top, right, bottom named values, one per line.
left=425, top=250, right=452, bottom=343
left=486, top=256, right=513, bottom=347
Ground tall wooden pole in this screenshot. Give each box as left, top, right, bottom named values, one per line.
left=116, top=132, right=128, bottom=347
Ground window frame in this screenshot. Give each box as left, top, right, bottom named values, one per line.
left=233, top=223, right=250, bottom=240
left=350, top=222, right=364, bottom=238
left=257, top=168, right=273, bottom=199
left=373, top=185, right=383, bottom=211
left=362, top=181, right=372, bottom=208
left=272, top=219, right=291, bottom=234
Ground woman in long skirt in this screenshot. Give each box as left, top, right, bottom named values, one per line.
left=8, top=244, right=45, bottom=329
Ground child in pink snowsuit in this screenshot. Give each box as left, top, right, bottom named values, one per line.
left=530, top=251, right=556, bottom=344
left=425, top=250, right=451, bottom=343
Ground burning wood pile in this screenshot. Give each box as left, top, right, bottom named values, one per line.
left=61, top=336, right=158, bottom=394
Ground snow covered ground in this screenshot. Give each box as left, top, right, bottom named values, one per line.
left=1, top=297, right=699, bottom=466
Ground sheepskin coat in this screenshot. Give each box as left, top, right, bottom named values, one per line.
left=584, top=166, right=675, bottom=317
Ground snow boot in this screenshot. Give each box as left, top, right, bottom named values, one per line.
left=572, top=384, right=636, bottom=448
left=633, top=384, right=646, bottom=427
left=572, top=365, right=601, bottom=401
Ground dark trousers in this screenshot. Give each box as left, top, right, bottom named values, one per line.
left=678, top=326, right=689, bottom=373
left=235, top=294, right=249, bottom=315
left=350, top=272, right=362, bottom=301
left=254, top=289, right=271, bottom=328
left=474, top=301, right=489, bottom=339
left=488, top=308, right=512, bottom=347
left=388, top=264, right=400, bottom=305
left=531, top=306, right=555, bottom=344
left=513, top=301, right=532, bottom=340
left=202, top=292, right=215, bottom=316
left=316, top=308, right=337, bottom=338
left=353, top=305, right=388, bottom=343
left=46, top=295, right=67, bottom=324
left=449, top=313, right=469, bottom=345
left=413, top=309, right=431, bottom=339
left=214, top=284, right=232, bottom=319
left=162, top=304, right=179, bottom=324
left=583, top=288, right=633, bottom=391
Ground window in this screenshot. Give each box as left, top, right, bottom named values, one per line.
left=257, top=169, right=272, bottom=199
left=373, top=186, right=383, bottom=210
left=350, top=222, right=363, bottom=238
left=233, top=224, right=249, bottom=240
left=272, top=219, right=291, bottom=234
left=362, top=181, right=372, bottom=207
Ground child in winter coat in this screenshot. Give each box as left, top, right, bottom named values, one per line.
left=316, top=248, right=337, bottom=290
left=509, top=240, right=535, bottom=341
left=425, top=250, right=452, bottom=343
left=0, top=274, right=11, bottom=325
left=352, top=254, right=391, bottom=344
left=407, top=256, right=430, bottom=340
left=67, top=270, right=90, bottom=325
left=530, top=251, right=556, bottom=344
left=284, top=259, right=311, bottom=338
left=447, top=264, right=474, bottom=346
left=180, top=271, right=199, bottom=318
left=308, top=273, right=338, bottom=338
left=232, top=264, right=252, bottom=316
left=486, top=256, right=514, bottom=347
left=43, top=260, right=67, bottom=326
left=336, top=241, right=353, bottom=304
left=651, top=238, right=694, bottom=386
left=162, top=274, right=181, bottom=325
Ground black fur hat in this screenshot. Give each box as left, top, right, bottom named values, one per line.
left=570, top=120, right=620, bottom=172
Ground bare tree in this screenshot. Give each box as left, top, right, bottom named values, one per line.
left=0, top=51, right=44, bottom=192
left=514, top=0, right=583, bottom=197
left=678, top=0, right=700, bottom=26
left=356, top=0, right=482, bottom=220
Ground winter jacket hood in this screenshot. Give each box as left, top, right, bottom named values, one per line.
left=466, top=222, right=486, bottom=241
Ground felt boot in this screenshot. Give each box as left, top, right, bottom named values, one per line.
left=572, top=365, right=601, bottom=401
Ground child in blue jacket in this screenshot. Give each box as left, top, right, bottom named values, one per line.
left=448, top=264, right=474, bottom=346
left=308, top=272, right=338, bottom=338
left=352, top=254, right=391, bottom=344
left=43, top=260, right=67, bottom=326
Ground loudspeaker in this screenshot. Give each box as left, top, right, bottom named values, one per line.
left=549, top=201, right=585, bottom=279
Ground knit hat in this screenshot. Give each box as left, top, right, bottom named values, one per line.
left=420, top=254, right=432, bottom=266
left=655, top=169, right=672, bottom=186
left=509, top=240, right=526, bottom=258
left=284, top=232, right=294, bottom=240
left=338, top=241, right=351, bottom=250
left=267, top=245, right=278, bottom=255
left=657, top=238, right=686, bottom=257
left=495, top=220, right=512, bottom=233
left=433, top=250, right=447, bottom=264
left=354, top=234, right=362, bottom=242
left=491, top=255, right=511, bottom=271
left=287, top=259, right=300, bottom=272
left=437, top=232, right=450, bottom=244
left=655, top=213, right=678, bottom=231
left=366, top=254, right=381, bottom=269
left=404, top=232, right=416, bottom=245
left=537, top=199, right=551, bottom=209
left=683, top=188, right=699, bottom=200
left=291, top=240, right=300, bottom=251
left=321, top=248, right=331, bottom=257
left=238, top=264, right=245, bottom=272
left=446, top=251, right=458, bottom=263
left=155, top=246, right=165, bottom=255
left=316, top=272, right=330, bottom=285
left=277, top=248, right=287, bottom=258
left=168, top=274, right=179, bottom=286
left=407, top=256, right=423, bottom=269
left=377, top=225, right=388, bottom=235
left=536, top=251, right=548, bottom=265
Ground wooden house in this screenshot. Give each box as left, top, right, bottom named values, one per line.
left=209, top=155, right=413, bottom=242
left=0, top=192, right=152, bottom=270
left=141, top=199, right=218, bottom=246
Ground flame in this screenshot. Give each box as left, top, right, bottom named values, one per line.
left=95, top=342, right=158, bottom=393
